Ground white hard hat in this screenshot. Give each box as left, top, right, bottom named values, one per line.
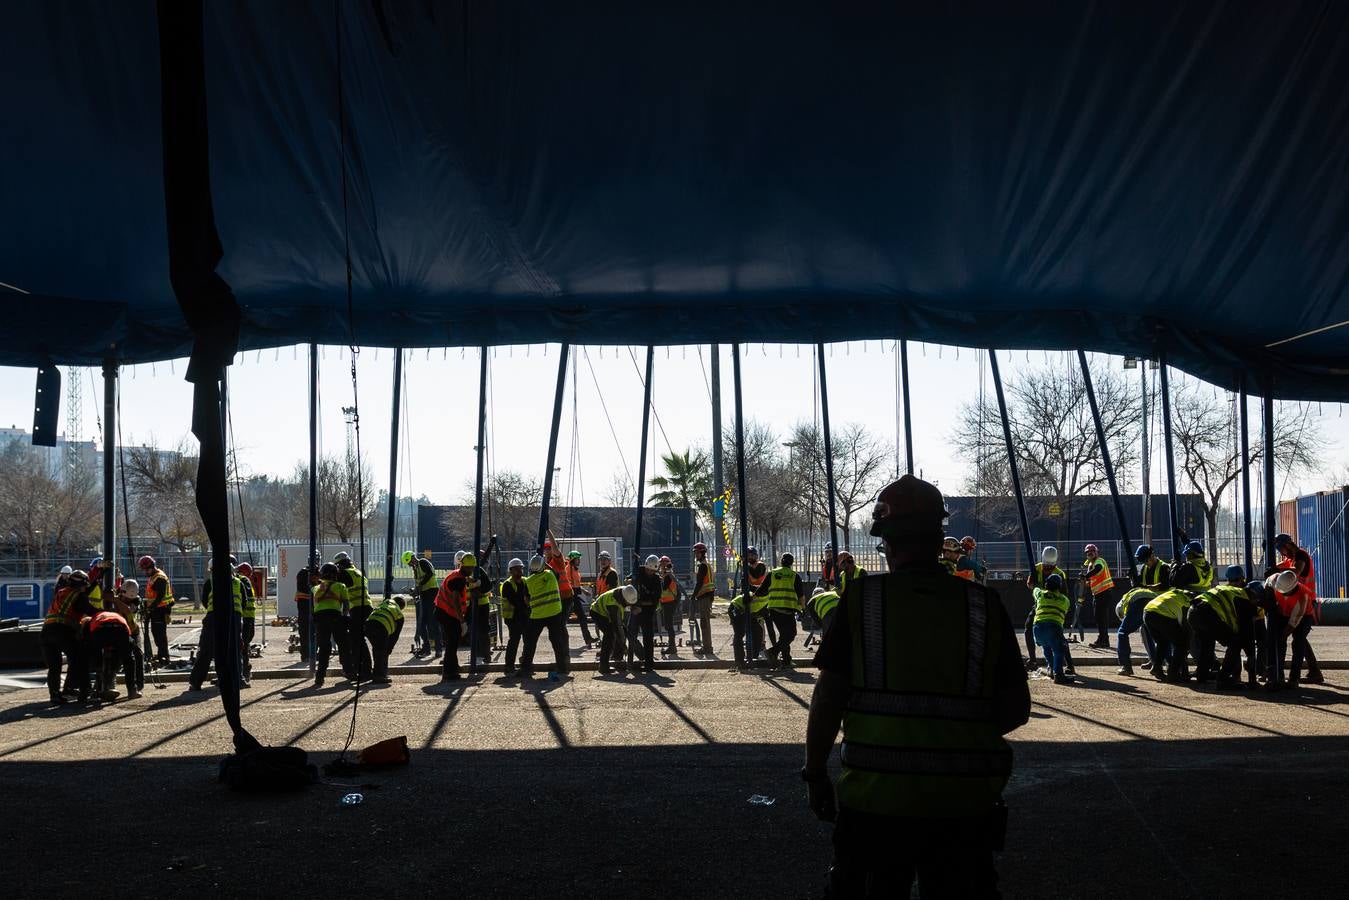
left=598, top=550, right=612, bottom=560
left=454, top=550, right=467, bottom=564
left=1114, top=601, right=1124, bottom=620
left=1273, top=570, right=1298, bottom=595
left=644, top=554, right=660, bottom=568
left=620, top=585, right=639, bottom=605
left=59, top=565, right=73, bottom=575
left=529, top=555, right=545, bottom=574
left=1042, top=546, right=1059, bottom=565
left=120, top=579, right=139, bottom=595
left=508, top=557, right=525, bottom=569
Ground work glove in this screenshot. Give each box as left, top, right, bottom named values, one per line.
left=807, top=777, right=837, bottom=823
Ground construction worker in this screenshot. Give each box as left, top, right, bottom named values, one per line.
left=1114, top=585, right=1158, bottom=676
left=190, top=560, right=246, bottom=692
left=727, top=587, right=768, bottom=670
left=759, top=553, right=805, bottom=668
left=334, top=551, right=372, bottom=680
left=294, top=566, right=314, bottom=664
left=107, top=580, right=146, bottom=696
left=807, top=587, right=841, bottom=636
left=520, top=555, right=569, bottom=677
left=499, top=559, right=530, bottom=675
left=835, top=551, right=866, bottom=597
left=1189, top=566, right=1256, bottom=687
left=403, top=551, right=441, bottom=658
left=591, top=585, right=635, bottom=674
left=87, top=557, right=111, bottom=611
left=1134, top=544, right=1169, bottom=590
left=85, top=607, right=140, bottom=701
left=821, top=542, right=836, bottom=588
left=1170, top=540, right=1213, bottom=593
left=1080, top=544, right=1115, bottom=649
left=690, top=542, right=715, bottom=657
left=1032, top=573, right=1073, bottom=683
left=543, top=538, right=590, bottom=649
left=805, top=474, right=1029, bottom=895
left=434, top=558, right=471, bottom=682
left=364, top=595, right=406, bottom=683
left=463, top=552, right=495, bottom=668
left=1023, top=547, right=1067, bottom=669
left=743, top=546, right=772, bottom=652
left=1265, top=568, right=1315, bottom=690
left=629, top=554, right=663, bottom=672
left=137, top=555, right=174, bottom=665
left=938, top=536, right=961, bottom=575
left=564, top=549, right=593, bottom=649
left=657, top=555, right=682, bottom=657
left=1274, top=533, right=1324, bottom=684
left=311, top=562, right=348, bottom=689
left=56, top=564, right=73, bottom=589
left=1142, top=587, right=1192, bottom=682
left=956, top=536, right=987, bottom=585
left=237, top=562, right=257, bottom=682
left=594, top=550, right=619, bottom=597
left=42, top=569, right=96, bottom=705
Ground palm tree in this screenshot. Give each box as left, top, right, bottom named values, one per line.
left=648, top=449, right=714, bottom=525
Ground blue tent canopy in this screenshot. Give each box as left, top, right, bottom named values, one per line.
left=3, top=1, right=1349, bottom=399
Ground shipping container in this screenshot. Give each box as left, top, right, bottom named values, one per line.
left=1279, top=499, right=1298, bottom=545
left=0, top=581, right=44, bottom=621
left=1310, top=488, right=1349, bottom=600
left=1296, top=495, right=1319, bottom=566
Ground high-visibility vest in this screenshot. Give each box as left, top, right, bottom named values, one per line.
left=368, top=600, right=403, bottom=635
left=660, top=576, right=679, bottom=604
left=203, top=576, right=244, bottom=614
left=812, top=590, right=841, bottom=622
left=1140, top=558, right=1167, bottom=588
left=1119, top=587, right=1155, bottom=619
left=746, top=563, right=767, bottom=590
left=1194, top=585, right=1244, bottom=633
left=499, top=580, right=528, bottom=620
left=467, top=569, right=492, bottom=607
left=1084, top=559, right=1114, bottom=594
left=954, top=559, right=976, bottom=581
left=1144, top=588, right=1191, bottom=622
left=45, top=587, right=86, bottom=628
left=591, top=588, right=625, bottom=620
left=593, top=567, right=619, bottom=598
left=694, top=560, right=714, bottom=597
left=414, top=559, right=438, bottom=593
left=1028, top=565, right=1066, bottom=588
left=344, top=568, right=370, bottom=608
left=939, top=557, right=958, bottom=576
left=240, top=580, right=257, bottom=619
left=730, top=590, right=768, bottom=616
left=837, top=566, right=867, bottom=597
left=765, top=567, right=800, bottom=611
left=1032, top=588, right=1070, bottom=626
left=435, top=570, right=469, bottom=620
left=1192, top=559, right=1214, bottom=591
left=837, top=572, right=1012, bottom=818
left=1277, top=554, right=1316, bottom=599
left=547, top=556, right=574, bottom=599
left=90, top=610, right=130, bottom=635
left=313, top=580, right=347, bottom=614
left=145, top=570, right=175, bottom=608
left=525, top=571, right=563, bottom=619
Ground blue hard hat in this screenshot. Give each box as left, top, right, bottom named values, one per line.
left=1183, top=541, right=1204, bottom=557
left=89, top=557, right=102, bottom=569
left=1134, top=545, right=1152, bottom=561
left=1224, top=565, right=1245, bottom=582
left=1045, top=573, right=1064, bottom=591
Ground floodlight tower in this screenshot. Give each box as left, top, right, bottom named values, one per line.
left=65, top=365, right=83, bottom=482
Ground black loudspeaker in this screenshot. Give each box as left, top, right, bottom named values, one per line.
left=32, top=365, right=61, bottom=447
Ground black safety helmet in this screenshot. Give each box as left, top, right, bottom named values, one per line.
left=870, top=474, right=948, bottom=538
left=320, top=562, right=339, bottom=579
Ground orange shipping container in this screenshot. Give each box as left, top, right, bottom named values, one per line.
left=1279, top=499, right=1298, bottom=544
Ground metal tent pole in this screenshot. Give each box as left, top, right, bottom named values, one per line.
left=382, top=349, right=403, bottom=599
left=535, top=344, right=571, bottom=549
left=817, top=344, right=840, bottom=554
left=1078, top=351, right=1138, bottom=583
left=470, top=346, right=488, bottom=670
left=102, top=360, right=117, bottom=598
left=1158, top=355, right=1181, bottom=553
left=1239, top=374, right=1254, bottom=578
left=307, top=342, right=318, bottom=675
left=1262, top=379, right=1276, bottom=573
left=732, top=343, right=753, bottom=665
left=900, top=339, right=914, bottom=475
left=632, top=346, right=655, bottom=567
left=988, top=351, right=1034, bottom=573
left=711, top=344, right=726, bottom=594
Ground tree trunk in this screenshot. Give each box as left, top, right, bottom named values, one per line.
left=1205, top=506, right=1219, bottom=562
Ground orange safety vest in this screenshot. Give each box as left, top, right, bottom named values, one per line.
left=144, top=569, right=175, bottom=607
left=747, top=563, right=767, bottom=589
left=593, top=567, right=618, bottom=597
left=660, top=575, right=678, bottom=604
left=548, top=556, right=574, bottom=598
left=90, top=610, right=130, bottom=635
left=435, top=570, right=469, bottom=619
left=45, top=587, right=84, bottom=628
left=694, top=560, right=714, bottom=597
left=1085, top=559, right=1115, bottom=595
left=568, top=565, right=583, bottom=592
left=1277, top=554, right=1316, bottom=599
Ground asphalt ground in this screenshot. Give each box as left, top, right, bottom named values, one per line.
left=2, top=636, right=1348, bottom=899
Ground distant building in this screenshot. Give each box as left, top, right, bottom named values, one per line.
left=0, top=426, right=186, bottom=486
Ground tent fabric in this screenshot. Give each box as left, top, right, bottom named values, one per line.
left=3, top=1, right=1349, bottom=399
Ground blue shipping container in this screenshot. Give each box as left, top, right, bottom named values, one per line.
left=0, top=582, right=43, bottom=621
left=1312, top=488, right=1349, bottom=600
left=1296, top=496, right=1319, bottom=567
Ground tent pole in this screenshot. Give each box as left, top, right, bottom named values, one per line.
left=711, top=344, right=726, bottom=595
left=470, top=346, right=488, bottom=670
left=817, top=344, right=840, bottom=554
left=732, top=343, right=753, bottom=665
left=633, top=346, right=655, bottom=568
left=1159, top=355, right=1181, bottom=553
left=308, top=342, right=318, bottom=675
left=1239, top=373, right=1254, bottom=578
left=102, top=359, right=117, bottom=598
left=536, top=344, right=571, bottom=550
left=1077, top=351, right=1137, bottom=582
left=1262, top=378, right=1276, bottom=573
left=988, top=351, right=1034, bottom=573
left=900, top=339, right=914, bottom=475
left=382, top=348, right=403, bottom=600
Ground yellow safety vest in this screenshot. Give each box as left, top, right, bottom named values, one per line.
left=524, top=571, right=562, bottom=619
left=344, top=568, right=370, bottom=608
left=765, top=567, right=800, bottom=611
left=313, top=580, right=347, bottom=614
left=368, top=600, right=404, bottom=635
left=1032, top=588, right=1070, bottom=626
left=1144, top=588, right=1191, bottom=622
left=203, top=577, right=244, bottom=615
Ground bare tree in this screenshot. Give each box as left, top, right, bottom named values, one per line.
left=787, top=422, right=890, bottom=547
left=601, top=470, right=636, bottom=508
left=723, top=420, right=802, bottom=558
left=0, top=442, right=102, bottom=564
left=124, top=441, right=207, bottom=556
left=285, top=454, right=377, bottom=543
left=446, top=470, right=545, bottom=549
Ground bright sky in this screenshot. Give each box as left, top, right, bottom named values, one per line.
left=2, top=344, right=1345, bottom=510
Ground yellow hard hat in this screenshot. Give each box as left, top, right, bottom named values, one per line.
left=461, top=553, right=477, bottom=568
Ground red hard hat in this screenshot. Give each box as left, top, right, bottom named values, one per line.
left=960, top=536, right=976, bottom=551
left=237, top=562, right=253, bottom=576
left=659, top=555, right=673, bottom=566
left=137, top=555, right=156, bottom=570
left=692, top=542, right=707, bottom=552
left=1085, top=543, right=1099, bottom=555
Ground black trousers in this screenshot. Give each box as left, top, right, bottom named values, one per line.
left=467, top=603, right=492, bottom=665
left=1288, top=616, right=1315, bottom=685
left=313, top=609, right=346, bottom=681
left=520, top=613, right=569, bottom=674
left=660, top=602, right=677, bottom=653
left=567, top=594, right=593, bottom=644
left=241, top=618, right=255, bottom=677
left=295, top=599, right=313, bottom=662
left=435, top=608, right=463, bottom=679
left=1092, top=589, right=1114, bottom=644
left=89, top=624, right=137, bottom=694
left=691, top=594, right=713, bottom=654
left=628, top=606, right=656, bottom=669
left=1266, top=610, right=1289, bottom=685
left=190, top=610, right=246, bottom=689
left=768, top=608, right=798, bottom=662
left=364, top=619, right=402, bottom=680
left=829, top=806, right=1000, bottom=898
left=349, top=606, right=373, bottom=678
left=1187, top=604, right=1232, bottom=680
left=729, top=609, right=763, bottom=667
left=1023, top=608, right=1037, bottom=661
left=1143, top=611, right=1189, bottom=680
left=591, top=610, right=626, bottom=671
left=41, top=623, right=84, bottom=702
left=149, top=605, right=171, bottom=662
left=417, top=589, right=441, bottom=653
left=503, top=614, right=523, bottom=669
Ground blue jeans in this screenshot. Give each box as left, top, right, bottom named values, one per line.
left=1032, top=622, right=1066, bottom=677
left=1117, top=596, right=1156, bottom=667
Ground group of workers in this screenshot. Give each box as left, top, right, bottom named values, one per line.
left=1026, top=534, right=1325, bottom=690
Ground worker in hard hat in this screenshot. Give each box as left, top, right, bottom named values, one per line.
left=463, top=551, right=495, bottom=668
left=56, top=564, right=73, bottom=589
left=564, top=550, right=594, bottom=650
left=727, top=587, right=768, bottom=671
left=821, top=542, right=837, bottom=588
left=543, top=536, right=591, bottom=649
left=434, top=557, right=472, bottom=682
left=42, top=569, right=97, bottom=705
left=758, top=552, right=805, bottom=668
left=403, top=550, right=441, bottom=659
left=499, top=558, right=530, bottom=675
left=1273, top=533, right=1324, bottom=684
left=691, top=542, right=715, bottom=657
left=807, top=586, right=841, bottom=638
left=236, top=562, right=258, bottom=685
left=594, top=550, right=619, bottom=598
left=1079, top=544, right=1115, bottom=649
left=835, top=551, right=866, bottom=597
left=1114, top=582, right=1158, bottom=677
left=310, top=562, right=349, bottom=689
left=1142, top=587, right=1192, bottom=682
left=84, top=605, right=141, bottom=702
left=1264, top=568, right=1315, bottom=690
left=137, top=555, right=174, bottom=666
left=657, top=556, right=683, bottom=657
left=1133, top=545, right=1169, bottom=590
left=1169, top=541, right=1213, bottom=593
left=364, top=596, right=406, bottom=684
left=938, top=536, right=961, bottom=575
left=1024, top=547, right=1067, bottom=670
left=591, top=585, right=635, bottom=675
left=955, top=536, right=987, bottom=585
left=1188, top=566, right=1257, bottom=687
left=334, top=551, right=372, bottom=681
left=294, top=565, right=314, bottom=665
left=519, top=555, right=569, bottom=677
left=1032, top=573, right=1073, bottom=683
left=107, top=580, right=146, bottom=696
left=743, top=546, right=771, bottom=654
left=190, top=559, right=247, bottom=692
left=629, top=554, right=664, bottom=673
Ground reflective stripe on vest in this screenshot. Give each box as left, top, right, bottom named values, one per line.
left=435, top=572, right=468, bottom=619
left=1196, top=586, right=1241, bottom=632
left=660, top=577, right=678, bottom=604
left=1142, top=558, right=1167, bottom=588
left=203, top=577, right=244, bottom=614
left=240, top=583, right=257, bottom=618
left=765, top=568, right=800, bottom=610
left=368, top=602, right=403, bottom=635
left=45, top=588, right=83, bottom=627
left=145, top=570, right=174, bottom=607
left=837, top=567, right=866, bottom=597
left=1085, top=560, right=1114, bottom=594
left=345, top=569, right=370, bottom=607
left=1120, top=587, right=1155, bottom=618
left=525, top=571, right=563, bottom=619
left=694, top=561, right=714, bottom=597
left=592, top=588, right=624, bottom=619
left=1033, top=588, right=1070, bottom=625
left=813, top=591, right=840, bottom=621
left=415, top=561, right=438, bottom=593
left=838, top=572, right=1011, bottom=818
left=313, top=581, right=344, bottom=614
left=1144, top=588, right=1191, bottom=621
